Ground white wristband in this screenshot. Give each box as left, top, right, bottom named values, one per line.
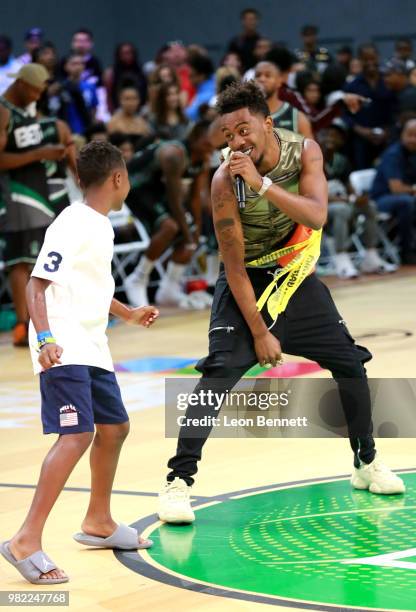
left=258, top=176, right=272, bottom=196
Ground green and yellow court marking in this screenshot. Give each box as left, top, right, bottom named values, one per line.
left=119, top=471, right=416, bottom=610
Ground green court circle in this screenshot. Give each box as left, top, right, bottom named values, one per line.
left=148, top=472, right=416, bottom=610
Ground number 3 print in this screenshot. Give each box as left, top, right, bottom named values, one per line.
left=43, top=251, right=63, bottom=272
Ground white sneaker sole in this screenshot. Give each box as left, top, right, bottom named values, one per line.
left=158, top=510, right=195, bottom=524
left=351, top=474, right=406, bottom=495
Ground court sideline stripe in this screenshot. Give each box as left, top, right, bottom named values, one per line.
left=0, top=483, right=209, bottom=501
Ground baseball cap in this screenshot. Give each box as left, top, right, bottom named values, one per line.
left=7, top=63, right=49, bottom=88
left=382, top=59, right=408, bottom=75
left=25, top=27, right=43, bottom=41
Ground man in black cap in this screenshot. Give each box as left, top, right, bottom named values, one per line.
left=383, top=59, right=416, bottom=119
left=18, top=28, right=44, bottom=65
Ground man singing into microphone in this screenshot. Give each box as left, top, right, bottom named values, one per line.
left=158, top=81, right=404, bottom=523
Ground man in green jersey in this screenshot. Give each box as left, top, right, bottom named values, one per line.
left=255, top=60, right=313, bottom=138
left=0, top=64, right=66, bottom=346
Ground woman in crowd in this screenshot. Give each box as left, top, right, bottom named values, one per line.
left=104, top=42, right=147, bottom=113
left=107, top=86, right=153, bottom=149
left=149, top=82, right=189, bottom=140
left=297, top=73, right=325, bottom=115
left=146, top=63, right=186, bottom=111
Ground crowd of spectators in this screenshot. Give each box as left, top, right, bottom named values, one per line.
left=1, top=10, right=416, bottom=342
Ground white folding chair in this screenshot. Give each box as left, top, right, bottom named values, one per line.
left=349, top=169, right=400, bottom=265
left=110, top=205, right=151, bottom=294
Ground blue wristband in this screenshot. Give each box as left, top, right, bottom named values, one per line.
left=37, top=330, right=53, bottom=342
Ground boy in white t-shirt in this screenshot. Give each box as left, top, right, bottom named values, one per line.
left=1, top=141, right=159, bottom=585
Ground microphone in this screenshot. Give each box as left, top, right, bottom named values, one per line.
left=235, top=175, right=246, bottom=209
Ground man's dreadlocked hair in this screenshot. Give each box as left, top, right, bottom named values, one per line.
left=215, top=80, right=269, bottom=118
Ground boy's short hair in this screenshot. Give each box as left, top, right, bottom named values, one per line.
left=215, top=80, right=269, bottom=118
left=77, top=141, right=125, bottom=188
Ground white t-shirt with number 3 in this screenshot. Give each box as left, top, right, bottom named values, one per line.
left=29, top=202, right=115, bottom=374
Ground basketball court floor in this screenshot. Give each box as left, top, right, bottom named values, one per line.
left=0, top=269, right=415, bottom=611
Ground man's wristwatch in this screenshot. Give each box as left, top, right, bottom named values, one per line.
left=257, top=176, right=272, bottom=196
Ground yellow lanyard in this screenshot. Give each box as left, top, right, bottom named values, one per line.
left=248, top=229, right=322, bottom=320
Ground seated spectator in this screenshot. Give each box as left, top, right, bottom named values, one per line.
left=318, top=127, right=397, bottom=277
left=0, top=35, right=23, bottom=94
left=147, top=63, right=184, bottom=111
left=103, top=42, right=147, bottom=113
left=18, top=27, right=43, bottom=65
left=32, top=42, right=58, bottom=76
left=297, top=73, right=324, bottom=113
left=58, top=53, right=98, bottom=135
left=221, top=52, right=243, bottom=76
left=109, top=132, right=135, bottom=163
left=186, top=54, right=216, bottom=121
left=159, top=41, right=195, bottom=107
left=149, top=63, right=179, bottom=87
left=393, top=38, right=415, bottom=71
left=107, top=86, right=153, bottom=149
left=383, top=59, right=416, bottom=120
left=344, top=44, right=395, bottom=169
left=371, top=118, right=416, bottom=264
left=85, top=122, right=108, bottom=142
left=60, top=28, right=102, bottom=86
left=209, top=66, right=240, bottom=108
left=321, top=63, right=349, bottom=98
left=149, top=82, right=189, bottom=140
left=347, top=57, right=362, bottom=82
left=335, top=45, right=353, bottom=77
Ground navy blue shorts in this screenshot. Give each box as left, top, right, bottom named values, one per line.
left=40, top=365, right=129, bottom=435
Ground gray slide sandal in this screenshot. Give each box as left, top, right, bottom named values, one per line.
left=0, top=541, right=68, bottom=585
left=73, top=523, right=153, bottom=550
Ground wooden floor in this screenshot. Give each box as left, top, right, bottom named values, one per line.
left=0, top=270, right=415, bottom=611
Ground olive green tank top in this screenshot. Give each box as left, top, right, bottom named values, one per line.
left=222, top=127, right=304, bottom=266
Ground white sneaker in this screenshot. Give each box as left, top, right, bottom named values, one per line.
left=156, top=282, right=212, bottom=310
left=177, top=293, right=206, bottom=310
left=158, top=477, right=195, bottom=523
left=351, top=458, right=406, bottom=494
left=155, top=280, right=185, bottom=306
left=360, top=250, right=398, bottom=274
left=124, top=274, right=149, bottom=307
left=178, top=290, right=213, bottom=310
left=192, top=290, right=213, bottom=308
left=334, top=252, right=360, bottom=279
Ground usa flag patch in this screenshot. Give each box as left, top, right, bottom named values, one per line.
left=59, top=404, right=78, bottom=427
